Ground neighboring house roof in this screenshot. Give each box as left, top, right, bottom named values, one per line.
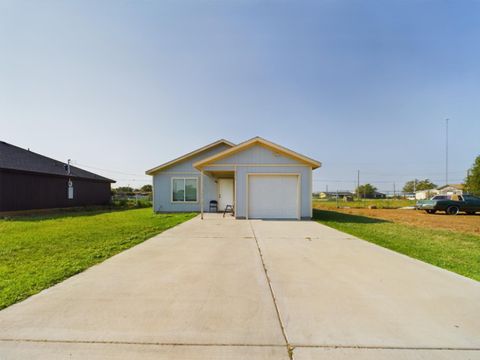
left=0, top=141, right=115, bottom=182
left=437, top=184, right=464, bottom=190
left=415, top=188, right=438, bottom=193
left=321, top=191, right=353, bottom=196
left=145, top=139, right=235, bottom=175
left=193, top=137, right=322, bottom=170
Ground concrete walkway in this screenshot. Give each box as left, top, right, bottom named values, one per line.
left=0, top=215, right=479, bottom=359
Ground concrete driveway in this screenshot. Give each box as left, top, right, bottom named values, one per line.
left=0, top=215, right=479, bottom=359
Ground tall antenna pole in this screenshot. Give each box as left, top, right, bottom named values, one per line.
left=445, top=118, right=449, bottom=186
left=357, top=170, right=360, bottom=199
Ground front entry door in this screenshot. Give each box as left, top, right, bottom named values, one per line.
left=218, top=178, right=234, bottom=211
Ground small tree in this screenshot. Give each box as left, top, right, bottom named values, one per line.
left=115, top=186, right=134, bottom=195
left=140, top=184, right=152, bottom=193
left=465, top=155, right=480, bottom=195
left=355, top=183, right=377, bottom=198
left=403, top=179, right=437, bottom=193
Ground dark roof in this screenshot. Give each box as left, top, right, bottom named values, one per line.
left=0, top=141, right=115, bottom=183
left=321, top=191, right=353, bottom=196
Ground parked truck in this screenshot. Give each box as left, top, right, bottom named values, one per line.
left=416, top=194, right=480, bottom=215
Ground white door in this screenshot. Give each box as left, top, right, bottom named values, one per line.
left=218, top=178, right=234, bottom=211
left=248, top=175, right=299, bottom=219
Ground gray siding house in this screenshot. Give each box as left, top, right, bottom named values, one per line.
left=146, top=137, right=321, bottom=219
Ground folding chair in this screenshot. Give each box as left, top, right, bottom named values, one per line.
left=209, top=200, right=218, bottom=212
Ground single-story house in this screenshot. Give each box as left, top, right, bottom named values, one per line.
left=146, top=137, right=321, bottom=219
left=0, top=141, right=115, bottom=212
left=318, top=191, right=354, bottom=200
left=360, top=191, right=386, bottom=199
left=415, top=189, right=439, bottom=200
left=437, top=184, right=464, bottom=195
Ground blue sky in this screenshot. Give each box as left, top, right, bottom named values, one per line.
left=1, top=0, right=479, bottom=192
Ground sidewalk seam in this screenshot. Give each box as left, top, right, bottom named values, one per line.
left=1, top=339, right=478, bottom=351
left=0, top=339, right=285, bottom=347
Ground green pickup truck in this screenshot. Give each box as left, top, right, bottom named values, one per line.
left=416, top=194, right=480, bottom=215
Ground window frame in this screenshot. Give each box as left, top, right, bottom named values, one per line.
left=171, top=177, right=199, bottom=203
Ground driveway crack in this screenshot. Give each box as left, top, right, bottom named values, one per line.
left=0, top=339, right=286, bottom=347
left=249, top=221, right=293, bottom=359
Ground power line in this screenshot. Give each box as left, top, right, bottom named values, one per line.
left=312, top=178, right=465, bottom=184
left=359, top=170, right=466, bottom=177
left=115, top=179, right=151, bottom=182
left=73, top=161, right=149, bottom=178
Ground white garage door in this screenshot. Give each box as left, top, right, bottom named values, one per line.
left=248, top=175, right=299, bottom=219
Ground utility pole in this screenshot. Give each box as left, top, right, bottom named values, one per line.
left=466, top=169, right=471, bottom=193
left=357, top=170, right=360, bottom=199
left=413, top=179, right=416, bottom=193
left=445, top=118, right=449, bottom=186
left=393, top=182, right=396, bottom=198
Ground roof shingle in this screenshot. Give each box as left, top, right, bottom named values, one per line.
left=0, top=141, right=115, bottom=183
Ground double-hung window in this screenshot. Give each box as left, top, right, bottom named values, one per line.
left=172, top=177, right=198, bottom=202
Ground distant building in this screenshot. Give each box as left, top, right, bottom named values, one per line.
left=0, top=141, right=115, bottom=212
left=415, top=189, right=439, bottom=200
left=404, top=193, right=416, bottom=200
left=437, top=184, right=464, bottom=196
left=319, top=191, right=354, bottom=200
left=361, top=191, right=386, bottom=199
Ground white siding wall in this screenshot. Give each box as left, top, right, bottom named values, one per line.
left=213, top=145, right=300, bottom=165
left=151, top=143, right=230, bottom=212
left=152, top=143, right=316, bottom=218
left=234, top=165, right=312, bottom=219
left=153, top=172, right=218, bottom=212
left=207, top=145, right=313, bottom=219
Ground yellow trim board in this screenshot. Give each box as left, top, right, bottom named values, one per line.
left=193, top=137, right=321, bottom=170
left=146, top=139, right=235, bottom=175
left=206, top=163, right=309, bottom=167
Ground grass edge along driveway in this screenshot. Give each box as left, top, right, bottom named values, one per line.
left=313, top=209, right=480, bottom=282
left=0, top=208, right=196, bottom=310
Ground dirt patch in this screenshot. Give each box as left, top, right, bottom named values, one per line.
left=314, top=206, right=480, bottom=236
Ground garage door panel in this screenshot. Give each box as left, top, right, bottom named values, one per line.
left=248, top=175, right=298, bottom=219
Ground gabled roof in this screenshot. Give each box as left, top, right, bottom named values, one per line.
left=437, top=184, right=464, bottom=190
left=415, top=188, right=438, bottom=193
left=320, top=191, right=353, bottom=196
left=193, top=136, right=321, bottom=169
left=0, top=141, right=115, bottom=182
left=145, top=139, right=235, bottom=175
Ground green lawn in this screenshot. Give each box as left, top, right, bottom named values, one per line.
left=313, top=209, right=480, bottom=281
left=313, top=198, right=416, bottom=209
left=0, top=208, right=196, bottom=309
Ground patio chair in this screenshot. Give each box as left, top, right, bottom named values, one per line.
left=209, top=200, right=218, bottom=213
left=223, top=204, right=234, bottom=217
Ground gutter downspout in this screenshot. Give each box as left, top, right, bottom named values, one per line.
left=200, top=170, right=204, bottom=220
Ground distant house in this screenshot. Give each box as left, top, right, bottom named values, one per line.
left=414, top=184, right=463, bottom=200
left=360, top=191, right=386, bottom=199
left=437, top=184, right=464, bottom=196
left=402, top=193, right=416, bottom=200
left=0, top=141, right=115, bottom=212
left=319, top=191, right=354, bottom=200
left=415, top=189, right=439, bottom=200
